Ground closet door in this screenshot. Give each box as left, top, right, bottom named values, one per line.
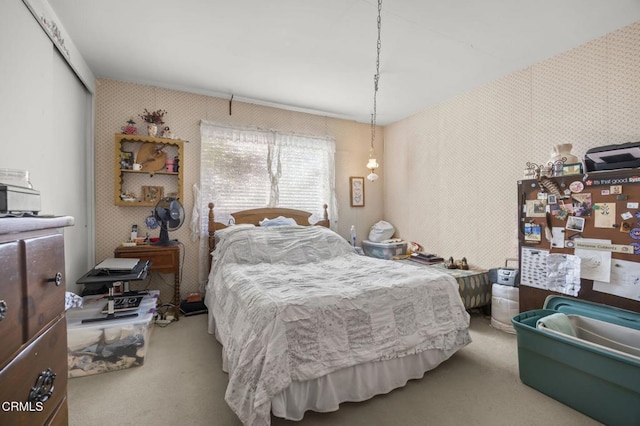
left=1, top=0, right=94, bottom=287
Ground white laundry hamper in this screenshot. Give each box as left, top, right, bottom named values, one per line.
left=491, top=283, right=519, bottom=334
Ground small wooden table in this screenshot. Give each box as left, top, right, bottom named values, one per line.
left=114, top=244, right=181, bottom=319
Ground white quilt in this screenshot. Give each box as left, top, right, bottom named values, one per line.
left=205, top=225, right=470, bottom=425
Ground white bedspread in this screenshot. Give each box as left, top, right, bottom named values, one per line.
left=205, top=225, right=470, bottom=425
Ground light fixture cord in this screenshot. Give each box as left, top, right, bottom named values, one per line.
left=370, top=0, right=382, bottom=154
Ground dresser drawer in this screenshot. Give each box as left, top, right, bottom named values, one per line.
left=46, top=396, right=68, bottom=426
left=0, top=241, right=24, bottom=367
left=24, top=234, right=66, bottom=340
left=0, top=315, right=67, bottom=426
left=115, top=245, right=179, bottom=274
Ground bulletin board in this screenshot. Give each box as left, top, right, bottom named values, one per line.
left=518, top=168, right=640, bottom=313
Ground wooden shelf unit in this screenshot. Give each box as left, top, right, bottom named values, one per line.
left=114, top=134, right=184, bottom=207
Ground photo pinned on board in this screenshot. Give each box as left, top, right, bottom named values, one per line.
left=524, top=222, right=542, bottom=242
left=566, top=216, right=585, bottom=232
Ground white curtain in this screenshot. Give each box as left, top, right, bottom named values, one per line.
left=197, top=121, right=337, bottom=286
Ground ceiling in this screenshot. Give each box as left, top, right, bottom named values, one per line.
left=48, top=0, right=640, bottom=125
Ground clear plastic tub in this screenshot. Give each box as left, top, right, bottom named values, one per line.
left=362, top=239, right=407, bottom=259
left=67, top=301, right=154, bottom=378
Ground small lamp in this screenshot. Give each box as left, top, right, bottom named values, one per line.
left=367, top=156, right=379, bottom=181
left=365, top=0, right=383, bottom=183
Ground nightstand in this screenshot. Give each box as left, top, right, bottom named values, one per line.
left=114, top=244, right=181, bottom=319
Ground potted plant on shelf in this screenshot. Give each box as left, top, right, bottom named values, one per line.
left=138, top=108, right=167, bottom=137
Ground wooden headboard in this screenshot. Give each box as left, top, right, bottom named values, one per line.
left=207, top=202, right=329, bottom=271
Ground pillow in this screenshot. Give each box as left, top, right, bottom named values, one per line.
left=217, top=223, right=255, bottom=234
left=214, top=223, right=254, bottom=242
left=259, top=216, right=297, bottom=227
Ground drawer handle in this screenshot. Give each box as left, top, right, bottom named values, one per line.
left=0, top=300, right=6, bottom=321
left=46, top=272, right=63, bottom=287
left=28, top=368, right=56, bottom=403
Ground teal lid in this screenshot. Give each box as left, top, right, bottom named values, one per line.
left=543, top=296, right=640, bottom=330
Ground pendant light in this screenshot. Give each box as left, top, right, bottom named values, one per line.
left=367, top=0, right=383, bottom=182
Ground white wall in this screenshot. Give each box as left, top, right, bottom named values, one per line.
left=0, top=0, right=94, bottom=290
left=384, top=21, right=640, bottom=270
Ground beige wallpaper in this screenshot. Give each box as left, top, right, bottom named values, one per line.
left=384, top=21, right=640, bottom=270
left=94, top=81, right=383, bottom=302
left=96, top=20, right=640, bottom=301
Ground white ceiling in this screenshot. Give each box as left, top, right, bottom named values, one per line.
left=48, top=0, right=640, bottom=125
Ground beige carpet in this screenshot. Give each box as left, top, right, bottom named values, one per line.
left=67, top=312, right=600, bottom=426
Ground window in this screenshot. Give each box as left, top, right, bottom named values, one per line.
left=199, top=121, right=337, bottom=229
left=197, top=122, right=337, bottom=284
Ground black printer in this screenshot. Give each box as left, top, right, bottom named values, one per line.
left=584, top=141, right=640, bottom=172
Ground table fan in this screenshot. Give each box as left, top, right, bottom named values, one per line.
left=153, top=197, right=184, bottom=246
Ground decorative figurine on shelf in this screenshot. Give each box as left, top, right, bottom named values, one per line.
left=138, top=108, right=167, bottom=137
left=120, top=192, right=137, bottom=202
left=121, top=117, right=138, bottom=135
left=546, top=143, right=580, bottom=177
left=524, top=162, right=541, bottom=179
left=548, top=143, right=579, bottom=165
left=548, top=159, right=566, bottom=177
left=161, top=126, right=174, bottom=139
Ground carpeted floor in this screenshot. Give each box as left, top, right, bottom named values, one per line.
left=67, top=312, right=600, bottom=426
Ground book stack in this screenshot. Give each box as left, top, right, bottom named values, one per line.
left=408, top=252, right=444, bottom=265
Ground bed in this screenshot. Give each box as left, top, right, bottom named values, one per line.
left=204, top=203, right=471, bottom=425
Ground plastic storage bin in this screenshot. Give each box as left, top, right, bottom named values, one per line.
left=512, top=296, right=640, bottom=425
left=67, top=293, right=156, bottom=378
left=362, top=239, right=407, bottom=260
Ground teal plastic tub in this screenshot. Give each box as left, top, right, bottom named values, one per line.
left=512, top=296, right=640, bottom=426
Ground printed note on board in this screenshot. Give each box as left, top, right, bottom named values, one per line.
left=594, top=259, right=640, bottom=301
left=594, top=203, right=616, bottom=228
left=574, top=238, right=612, bottom=283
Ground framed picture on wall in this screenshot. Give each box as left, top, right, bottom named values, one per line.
left=350, top=176, right=365, bottom=207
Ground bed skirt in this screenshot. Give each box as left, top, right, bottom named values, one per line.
left=271, top=341, right=465, bottom=420
left=212, top=316, right=468, bottom=421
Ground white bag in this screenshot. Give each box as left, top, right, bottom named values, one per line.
left=368, top=220, right=395, bottom=242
